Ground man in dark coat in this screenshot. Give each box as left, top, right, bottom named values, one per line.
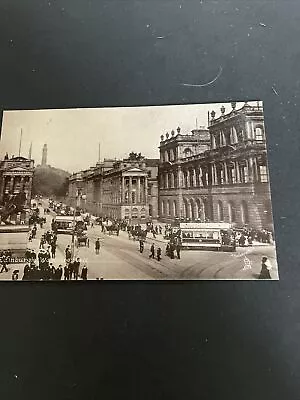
left=157, top=247, right=162, bottom=261
left=81, top=265, right=88, bottom=280
left=73, top=258, right=80, bottom=280
left=68, top=261, right=74, bottom=280
left=63, top=265, right=69, bottom=280
left=51, top=242, right=56, bottom=258
left=139, top=240, right=144, bottom=253
left=176, top=244, right=181, bottom=260
left=149, top=243, right=155, bottom=259
left=95, top=239, right=100, bottom=254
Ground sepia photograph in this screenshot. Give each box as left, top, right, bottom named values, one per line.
left=0, top=101, right=278, bottom=280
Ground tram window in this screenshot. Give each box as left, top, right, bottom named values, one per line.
left=182, top=231, right=193, bottom=238
left=212, top=231, right=219, bottom=240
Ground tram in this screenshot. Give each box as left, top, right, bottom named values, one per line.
left=171, top=222, right=236, bottom=252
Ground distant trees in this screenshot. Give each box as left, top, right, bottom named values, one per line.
left=32, top=166, right=70, bottom=198
left=128, top=151, right=144, bottom=161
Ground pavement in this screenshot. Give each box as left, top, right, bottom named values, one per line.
left=0, top=203, right=279, bottom=280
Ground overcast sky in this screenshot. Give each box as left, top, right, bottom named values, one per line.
left=0, top=101, right=258, bottom=173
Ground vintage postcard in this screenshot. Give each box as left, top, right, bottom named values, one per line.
left=0, top=101, right=278, bottom=280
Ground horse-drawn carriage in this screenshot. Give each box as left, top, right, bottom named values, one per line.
left=76, top=231, right=90, bottom=248
left=75, top=221, right=89, bottom=247
left=105, top=223, right=120, bottom=236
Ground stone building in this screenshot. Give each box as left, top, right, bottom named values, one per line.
left=67, top=156, right=159, bottom=221
left=0, top=155, right=34, bottom=209
left=158, top=102, right=273, bottom=230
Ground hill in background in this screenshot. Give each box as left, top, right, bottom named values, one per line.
left=32, top=165, right=70, bottom=197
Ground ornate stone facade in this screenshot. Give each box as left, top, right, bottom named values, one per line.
left=67, top=157, right=159, bottom=221
left=158, top=102, right=273, bottom=230
left=0, top=156, right=34, bottom=209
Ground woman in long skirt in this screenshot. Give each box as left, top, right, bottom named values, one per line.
left=259, top=256, right=272, bottom=279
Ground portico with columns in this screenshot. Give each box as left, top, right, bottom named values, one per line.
left=0, top=156, right=34, bottom=209
left=102, top=165, right=149, bottom=221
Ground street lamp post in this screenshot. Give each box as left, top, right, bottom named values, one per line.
left=71, top=191, right=86, bottom=260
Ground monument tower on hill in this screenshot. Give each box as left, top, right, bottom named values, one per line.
left=41, top=144, right=47, bottom=166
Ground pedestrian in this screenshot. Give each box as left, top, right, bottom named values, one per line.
left=0, top=253, right=9, bottom=273
left=73, top=257, right=80, bottom=280
left=169, top=243, right=175, bottom=259
left=81, top=265, right=88, bottom=280
left=54, top=265, right=63, bottom=280
left=176, top=244, right=181, bottom=260
left=12, top=269, right=19, bottom=280
left=258, top=256, right=272, bottom=279
left=157, top=247, right=162, bottom=261
left=68, top=261, right=74, bottom=280
left=22, top=264, right=31, bottom=280
left=159, top=225, right=162, bottom=235
left=149, top=243, right=155, bottom=259
left=139, top=240, right=144, bottom=253
left=50, top=263, right=56, bottom=277
left=51, top=242, right=56, bottom=258
left=63, top=265, right=69, bottom=280
left=95, top=238, right=100, bottom=255
left=65, top=245, right=71, bottom=263
left=152, top=229, right=156, bottom=239
left=165, top=243, right=170, bottom=257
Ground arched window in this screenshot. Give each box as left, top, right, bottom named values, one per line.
left=166, top=200, right=170, bottom=216
left=183, top=148, right=192, bottom=158
left=228, top=201, right=236, bottom=223
left=170, top=173, right=175, bottom=188
left=259, top=165, right=268, bottom=183
left=241, top=201, right=249, bottom=225
left=165, top=172, right=169, bottom=188
left=231, top=126, right=238, bottom=144
left=211, top=135, right=216, bottom=149
left=160, top=174, right=165, bottom=189
left=161, top=200, right=164, bottom=216
left=255, top=126, right=264, bottom=141
left=220, top=131, right=226, bottom=147
left=132, top=207, right=139, bottom=219
left=217, top=200, right=224, bottom=221
left=173, top=200, right=177, bottom=217
left=140, top=207, right=146, bottom=219
left=170, top=149, right=175, bottom=161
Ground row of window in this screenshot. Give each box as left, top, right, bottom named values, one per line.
left=160, top=165, right=268, bottom=189
left=211, top=126, right=265, bottom=149
left=160, top=198, right=251, bottom=225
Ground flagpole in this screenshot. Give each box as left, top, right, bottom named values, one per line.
left=18, top=128, right=23, bottom=156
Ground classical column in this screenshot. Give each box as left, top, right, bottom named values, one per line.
left=186, top=169, right=190, bottom=188
left=212, top=164, right=217, bottom=185
left=235, top=161, right=241, bottom=183
left=0, top=176, right=5, bottom=203
left=193, top=168, right=197, bottom=187
left=248, top=157, right=254, bottom=182
left=129, top=176, right=133, bottom=204
left=137, top=177, right=141, bottom=203
left=121, top=176, right=125, bottom=203
left=144, top=176, right=148, bottom=204
left=253, top=157, right=258, bottom=182
left=20, top=176, right=24, bottom=191
left=165, top=172, right=168, bottom=189
left=198, top=167, right=202, bottom=187
left=10, top=176, right=14, bottom=193
left=223, top=162, right=228, bottom=184
left=177, top=166, right=182, bottom=188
